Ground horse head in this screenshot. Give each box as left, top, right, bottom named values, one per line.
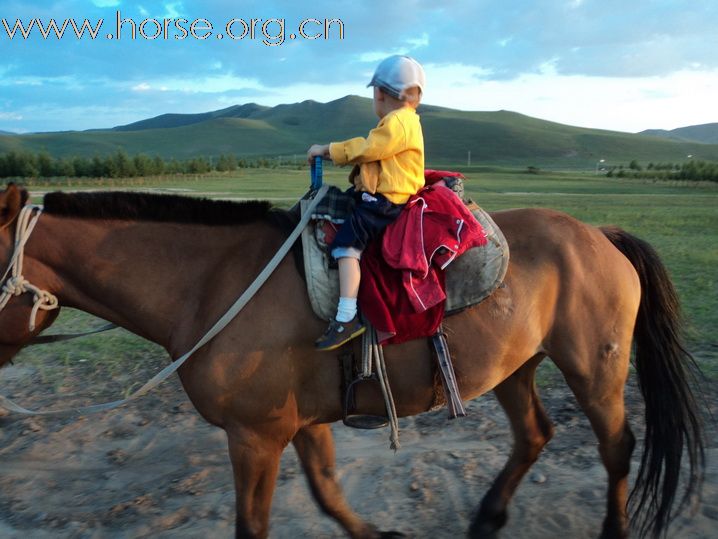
left=0, top=183, right=61, bottom=365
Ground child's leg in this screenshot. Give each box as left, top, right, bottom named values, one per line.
left=338, top=256, right=361, bottom=298
left=315, top=248, right=365, bottom=350
left=336, top=256, right=360, bottom=323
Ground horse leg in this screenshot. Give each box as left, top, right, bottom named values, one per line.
left=226, top=428, right=284, bottom=539
left=555, top=351, right=635, bottom=539
left=470, top=355, right=554, bottom=538
left=292, top=424, right=398, bottom=538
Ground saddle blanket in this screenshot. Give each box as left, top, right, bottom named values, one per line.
left=300, top=195, right=509, bottom=340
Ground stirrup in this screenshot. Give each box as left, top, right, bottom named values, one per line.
left=343, top=375, right=389, bottom=429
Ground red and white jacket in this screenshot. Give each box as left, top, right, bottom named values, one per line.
left=381, top=184, right=488, bottom=313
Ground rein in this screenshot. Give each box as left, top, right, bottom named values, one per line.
left=0, top=185, right=329, bottom=416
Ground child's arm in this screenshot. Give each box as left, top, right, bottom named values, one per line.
left=329, top=113, right=407, bottom=166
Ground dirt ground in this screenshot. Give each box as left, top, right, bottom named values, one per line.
left=0, top=360, right=715, bottom=539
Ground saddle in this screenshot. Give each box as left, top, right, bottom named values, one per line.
left=300, top=177, right=509, bottom=439
left=301, top=186, right=509, bottom=322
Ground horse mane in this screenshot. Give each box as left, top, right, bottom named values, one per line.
left=42, top=190, right=282, bottom=226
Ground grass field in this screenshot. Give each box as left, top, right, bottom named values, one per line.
left=11, top=167, right=718, bottom=393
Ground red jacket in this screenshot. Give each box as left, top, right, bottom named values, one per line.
left=383, top=185, right=488, bottom=311
left=359, top=184, right=487, bottom=344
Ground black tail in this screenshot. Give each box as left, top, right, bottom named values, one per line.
left=601, top=226, right=705, bottom=538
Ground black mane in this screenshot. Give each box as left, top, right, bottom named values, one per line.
left=42, top=190, right=277, bottom=226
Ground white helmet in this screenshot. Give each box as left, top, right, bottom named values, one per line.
left=367, top=55, right=425, bottom=100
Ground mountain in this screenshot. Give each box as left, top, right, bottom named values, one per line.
left=0, top=130, right=16, bottom=135
left=1, top=96, right=717, bottom=167
left=639, top=123, right=718, bottom=145
left=112, top=103, right=272, bottom=131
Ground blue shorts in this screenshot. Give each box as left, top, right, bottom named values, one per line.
left=330, top=191, right=404, bottom=258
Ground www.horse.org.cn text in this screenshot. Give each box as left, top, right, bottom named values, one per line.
left=1, top=12, right=345, bottom=45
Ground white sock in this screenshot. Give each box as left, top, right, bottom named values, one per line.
left=335, top=297, right=357, bottom=323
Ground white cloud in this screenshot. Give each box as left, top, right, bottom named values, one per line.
left=406, top=32, right=430, bottom=49
left=162, top=1, right=183, bottom=19
left=132, top=82, right=151, bottom=91
left=357, top=33, right=431, bottom=64
left=358, top=50, right=403, bottom=63
left=154, top=74, right=264, bottom=94
left=423, top=67, right=718, bottom=132
left=537, top=58, right=560, bottom=76
left=1, top=75, right=83, bottom=89
left=0, top=112, right=23, bottom=120
left=422, top=63, right=494, bottom=98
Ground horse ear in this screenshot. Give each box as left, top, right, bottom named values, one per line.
left=0, top=183, right=29, bottom=228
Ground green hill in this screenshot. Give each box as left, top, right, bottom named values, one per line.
left=639, top=123, right=718, bottom=145
left=2, top=96, right=717, bottom=167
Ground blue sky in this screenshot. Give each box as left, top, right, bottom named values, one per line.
left=1, top=0, right=717, bottom=133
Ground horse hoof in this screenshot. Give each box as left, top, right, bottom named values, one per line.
left=468, top=510, right=507, bottom=538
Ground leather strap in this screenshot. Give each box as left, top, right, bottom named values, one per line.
left=26, top=322, right=118, bottom=346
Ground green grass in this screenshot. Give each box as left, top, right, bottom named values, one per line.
left=9, top=167, right=717, bottom=394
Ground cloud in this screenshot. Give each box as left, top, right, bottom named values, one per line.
left=155, top=74, right=264, bottom=94
left=357, top=32, right=430, bottom=63
left=3, top=0, right=717, bottom=133
left=162, top=1, right=184, bottom=19
left=425, top=68, right=718, bottom=132
left=0, top=112, right=23, bottom=121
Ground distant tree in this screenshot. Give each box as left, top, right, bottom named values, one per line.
left=72, top=156, right=92, bottom=177
left=188, top=157, right=210, bottom=173
left=216, top=154, right=236, bottom=172
left=37, top=152, right=54, bottom=177
left=20, top=153, right=39, bottom=178
left=151, top=155, right=165, bottom=175
left=91, top=155, right=104, bottom=177
left=112, top=150, right=135, bottom=177
left=56, top=158, right=75, bottom=177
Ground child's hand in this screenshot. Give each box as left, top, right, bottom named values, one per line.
left=307, top=144, right=331, bottom=164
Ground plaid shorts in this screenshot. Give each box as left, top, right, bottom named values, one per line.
left=330, top=190, right=404, bottom=255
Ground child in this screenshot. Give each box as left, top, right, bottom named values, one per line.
left=307, top=55, right=426, bottom=351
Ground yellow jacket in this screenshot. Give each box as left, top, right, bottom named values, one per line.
left=329, top=106, right=424, bottom=204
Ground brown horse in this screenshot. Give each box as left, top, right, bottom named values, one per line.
left=0, top=183, right=703, bottom=538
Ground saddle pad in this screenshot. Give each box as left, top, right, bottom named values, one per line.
left=300, top=200, right=510, bottom=322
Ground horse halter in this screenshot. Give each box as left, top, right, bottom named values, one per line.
left=0, top=205, right=59, bottom=332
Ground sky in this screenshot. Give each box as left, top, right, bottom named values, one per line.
left=1, top=0, right=717, bottom=134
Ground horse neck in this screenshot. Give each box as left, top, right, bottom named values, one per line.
left=28, top=214, right=280, bottom=352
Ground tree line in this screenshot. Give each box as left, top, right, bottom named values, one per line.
left=606, top=160, right=718, bottom=182
left=0, top=150, right=302, bottom=179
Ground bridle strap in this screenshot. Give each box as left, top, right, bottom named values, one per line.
left=0, top=205, right=59, bottom=331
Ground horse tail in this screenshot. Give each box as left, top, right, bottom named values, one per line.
left=600, top=226, right=705, bottom=537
